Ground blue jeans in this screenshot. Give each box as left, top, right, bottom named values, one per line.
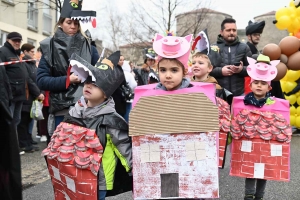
left=28, top=119, right=34, bottom=134
left=245, top=178, right=267, bottom=198
left=9, top=101, right=23, bottom=126
left=124, top=102, right=132, bottom=123
left=98, top=190, right=107, bottom=200
left=55, top=116, right=64, bottom=128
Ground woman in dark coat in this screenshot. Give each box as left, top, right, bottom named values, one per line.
left=18, top=43, right=44, bottom=152
left=37, top=17, right=99, bottom=134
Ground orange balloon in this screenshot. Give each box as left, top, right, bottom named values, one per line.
left=295, top=31, right=300, bottom=39
left=279, top=36, right=300, bottom=56
left=273, top=62, right=288, bottom=81
left=262, top=43, right=281, bottom=60
left=287, top=51, right=300, bottom=70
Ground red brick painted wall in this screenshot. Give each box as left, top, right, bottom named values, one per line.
left=230, top=138, right=290, bottom=181
left=132, top=132, right=219, bottom=199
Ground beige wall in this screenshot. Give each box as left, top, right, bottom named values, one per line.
left=120, top=46, right=152, bottom=66
left=0, top=0, right=56, bottom=48
left=254, top=15, right=289, bottom=51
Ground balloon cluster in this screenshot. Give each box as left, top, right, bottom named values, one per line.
left=274, top=0, right=300, bottom=37
left=262, top=35, right=300, bottom=128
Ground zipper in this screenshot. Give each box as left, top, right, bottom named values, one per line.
left=228, top=46, right=232, bottom=92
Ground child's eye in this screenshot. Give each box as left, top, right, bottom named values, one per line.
left=192, top=62, right=196, bottom=65
left=159, top=68, right=166, bottom=72
left=172, top=69, right=178, bottom=73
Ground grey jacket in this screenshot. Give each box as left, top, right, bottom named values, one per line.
left=155, top=78, right=191, bottom=91
left=66, top=97, right=132, bottom=191
left=210, top=35, right=252, bottom=96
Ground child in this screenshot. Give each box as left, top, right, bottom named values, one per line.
left=191, top=52, right=233, bottom=104
left=65, top=51, right=132, bottom=200
left=240, top=54, right=278, bottom=200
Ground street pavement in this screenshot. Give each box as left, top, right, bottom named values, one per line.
left=22, top=127, right=300, bottom=199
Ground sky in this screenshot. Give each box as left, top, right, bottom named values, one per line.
left=210, top=0, right=289, bottom=28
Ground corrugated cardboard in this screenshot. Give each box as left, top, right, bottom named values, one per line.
left=129, top=92, right=219, bottom=136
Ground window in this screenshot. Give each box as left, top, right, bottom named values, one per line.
left=42, top=0, right=52, bottom=34
left=27, top=1, right=38, bottom=29
left=0, top=30, right=8, bottom=47
left=27, top=38, right=36, bottom=46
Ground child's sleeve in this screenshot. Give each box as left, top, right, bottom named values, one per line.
left=107, top=127, right=132, bottom=172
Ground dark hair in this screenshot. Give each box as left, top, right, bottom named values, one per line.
left=158, top=58, right=185, bottom=74
left=37, top=46, right=41, bottom=52
left=221, top=18, right=236, bottom=30
left=21, top=43, right=35, bottom=52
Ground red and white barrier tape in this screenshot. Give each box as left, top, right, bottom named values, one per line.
left=0, top=59, right=37, bottom=66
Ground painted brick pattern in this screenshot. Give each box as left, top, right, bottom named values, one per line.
left=132, top=132, right=219, bottom=199
left=47, top=158, right=98, bottom=200
left=230, top=138, right=290, bottom=181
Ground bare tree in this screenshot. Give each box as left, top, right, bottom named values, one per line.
left=123, top=0, right=213, bottom=44
left=12, top=0, right=62, bottom=12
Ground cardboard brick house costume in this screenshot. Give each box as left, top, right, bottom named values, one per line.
left=42, top=122, right=103, bottom=200
left=230, top=55, right=292, bottom=181
left=130, top=82, right=220, bottom=199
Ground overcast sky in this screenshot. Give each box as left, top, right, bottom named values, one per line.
left=212, top=0, right=289, bottom=28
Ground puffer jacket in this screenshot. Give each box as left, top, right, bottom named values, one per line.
left=210, top=35, right=252, bottom=96
left=64, top=97, right=132, bottom=192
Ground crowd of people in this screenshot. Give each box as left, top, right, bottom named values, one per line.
left=0, top=4, right=288, bottom=199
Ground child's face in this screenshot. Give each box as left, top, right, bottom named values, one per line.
left=158, top=59, right=184, bottom=91
left=192, top=57, right=212, bottom=78
left=83, top=82, right=106, bottom=104
left=250, top=80, right=271, bottom=99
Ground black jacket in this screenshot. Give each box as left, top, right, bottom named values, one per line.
left=210, top=35, right=252, bottom=96
left=0, top=65, right=22, bottom=200
left=0, top=42, right=30, bottom=102
left=22, top=55, right=41, bottom=112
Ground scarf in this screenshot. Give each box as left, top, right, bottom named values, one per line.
left=243, top=92, right=271, bottom=108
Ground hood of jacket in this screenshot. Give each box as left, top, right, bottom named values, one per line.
left=155, top=77, right=191, bottom=91
left=69, top=96, right=115, bottom=119
left=217, top=34, right=240, bottom=46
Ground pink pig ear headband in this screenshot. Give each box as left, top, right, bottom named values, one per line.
left=152, top=33, right=193, bottom=69
left=246, top=55, right=279, bottom=85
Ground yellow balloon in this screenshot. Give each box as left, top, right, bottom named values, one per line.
left=288, top=25, right=296, bottom=34
left=297, top=106, right=300, bottom=115
left=297, top=96, right=300, bottom=105
left=296, top=116, right=300, bottom=127
left=276, top=7, right=292, bottom=20
left=291, top=115, right=296, bottom=126
left=277, top=16, right=292, bottom=30
left=296, top=91, right=300, bottom=97
left=285, top=94, right=297, bottom=105
left=286, top=70, right=300, bottom=82
left=285, top=81, right=297, bottom=93
left=280, top=81, right=287, bottom=92
left=290, top=1, right=296, bottom=8
left=291, top=106, right=297, bottom=115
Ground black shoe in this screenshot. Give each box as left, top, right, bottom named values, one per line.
left=32, top=145, right=40, bottom=151
left=292, top=129, right=300, bottom=136
left=20, top=146, right=34, bottom=153
left=31, top=139, right=38, bottom=145
left=244, top=194, right=254, bottom=200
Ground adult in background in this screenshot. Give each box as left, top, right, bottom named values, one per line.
left=0, top=32, right=40, bottom=128
left=0, top=63, right=22, bottom=200
left=17, top=44, right=44, bottom=152
left=37, top=1, right=98, bottom=134
left=122, top=60, right=137, bottom=122
left=210, top=18, right=252, bottom=97
left=134, top=48, right=158, bottom=85
left=245, top=20, right=284, bottom=98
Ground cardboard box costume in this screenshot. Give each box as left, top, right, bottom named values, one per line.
left=230, top=55, right=291, bottom=181
left=129, top=33, right=222, bottom=199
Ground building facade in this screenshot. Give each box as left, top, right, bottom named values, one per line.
left=0, top=0, right=56, bottom=48
left=119, top=42, right=152, bottom=66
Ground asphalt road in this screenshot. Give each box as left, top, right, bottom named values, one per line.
left=22, top=127, right=300, bottom=200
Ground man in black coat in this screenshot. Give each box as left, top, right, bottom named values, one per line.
left=0, top=32, right=40, bottom=127
left=245, top=20, right=284, bottom=99
left=0, top=64, right=22, bottom=200
left=210, top=18, right=252, bottom=97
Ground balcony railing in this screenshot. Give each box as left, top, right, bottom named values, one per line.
left=43, top=13, right=52, bottom=35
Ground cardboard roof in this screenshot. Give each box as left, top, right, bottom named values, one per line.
left=129, top=88, right=219, bottom=136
